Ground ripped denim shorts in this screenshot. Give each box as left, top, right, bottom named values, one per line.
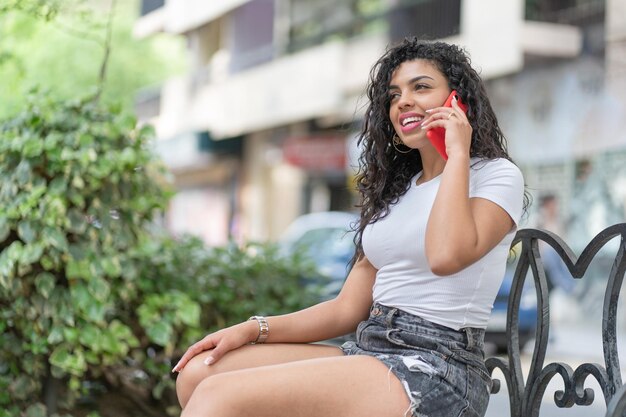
left=341, top=303, right=492, bottom=417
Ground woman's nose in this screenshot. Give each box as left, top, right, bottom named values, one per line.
left=397, top=93, right=415, bottom=109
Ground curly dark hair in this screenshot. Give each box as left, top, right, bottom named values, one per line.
left=352, top=37, right=528, bottom=261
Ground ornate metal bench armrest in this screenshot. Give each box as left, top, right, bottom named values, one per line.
left=606, top=384, right=626, bottom=417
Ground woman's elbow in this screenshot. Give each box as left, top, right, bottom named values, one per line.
left=427, top=253, right=464, bottom=276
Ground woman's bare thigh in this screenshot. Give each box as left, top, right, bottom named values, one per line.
left=181, top=354, right=410, bottom=417
left=175, top=343, right=344, bottom=407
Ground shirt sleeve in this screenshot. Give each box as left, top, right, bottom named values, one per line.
left=469, top=158, right=525, bottom=226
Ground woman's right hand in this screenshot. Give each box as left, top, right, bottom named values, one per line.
left=171, top=320, right=258, bottom=373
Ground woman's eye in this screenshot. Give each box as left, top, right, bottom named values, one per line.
left=389, top=93, right=400, bottom=101
left=414, top=83, right=429, bottom=90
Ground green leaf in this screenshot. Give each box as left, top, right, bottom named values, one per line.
left=47, top=326, right=64, bottom=344
left=10, top=375, right=37, bottom=401
left=88, top=276, right=110, bottom=302
left=5, top=240, right=23, bottom=262
left=24, top=403, right=46, bottom=417
left=79, top=147, right=98, bottom=166
left=17, top=221, right=37, bottom=243
left=67, top=209, right=87, bottom=234
left=0, top=182, right=19, bottom=204
left=49, top=344, right=86, bottom=376
left=119, top=148, right=136, bottom=165
left=69, top=376, right=81, bottom=391
left=47, top=177, right=67, bottom=195
left=14, top=160, right=32, bottom=185
left=41, top=227, right=68, bottom=251
left=0, top=217, right=10, bottom=242
left=40, top=254, right=57, bottom=270
left=22, top=137, right=44, bottom=158
left=35, top=272, right=55, bottom=298
left=109, top=320, right=139, bottom=347
left=177, top=301, right=200, bottom=327
left=101, top=256, right=121, bottom=277
left=66, top=258, right=91, bottom=280
left=19, top=243, right=44, bottom=265
left=67, top=189, right=85, bottom=208
left=44, top=132, right=63, bottom=151
left=85, top=301, right=106, bottom=322
left=49, top=344, right=71, bottom=371
left=63, top=327, right=79, bottom=343
left=146, top=321, right=172, bottom=347
left=100, top=331, right=122, bottom=355
left=70, top=283, right=90, bottom=309
left=68, top=243, right=87, bottom=261
left=60, top=148, right=75, bottom=161
left=71, top=176, right=85, bottom=189
left=78, top=324, right=101, bottom=351
left=0, top=252, right=15, bottom=285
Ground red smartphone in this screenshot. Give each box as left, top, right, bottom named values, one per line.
left=426, top=90, right=468, bottom=160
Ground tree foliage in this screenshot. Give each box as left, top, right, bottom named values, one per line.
left=0, top=0, right=65, bottom=19
left=0, top=93, right=320, bottom=416
left=0, top=0, right=185, bottom=119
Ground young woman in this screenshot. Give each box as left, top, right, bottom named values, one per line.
left=171, top=38, right=527, bottom=417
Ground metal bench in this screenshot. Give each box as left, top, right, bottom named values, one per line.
left=485, top=224, right=626, bottom=417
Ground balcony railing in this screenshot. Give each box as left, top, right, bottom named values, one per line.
left=525, top=0, right=605, bottom=25
left=288, top=0, right=462, bottom=54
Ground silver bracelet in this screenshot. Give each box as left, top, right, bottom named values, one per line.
left=248, top=315, right=269, bottom=344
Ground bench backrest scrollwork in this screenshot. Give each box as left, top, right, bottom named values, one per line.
left=485, top=224, right=626, bottom=417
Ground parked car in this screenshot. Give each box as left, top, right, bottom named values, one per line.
left=279, top=211, right=358, bottom=300
left=484, top=260, right=538, bottom=353
left=280, top=212, right=537, bottom=352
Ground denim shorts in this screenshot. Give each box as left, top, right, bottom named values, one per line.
left=341, top=303, right=492, bottom=417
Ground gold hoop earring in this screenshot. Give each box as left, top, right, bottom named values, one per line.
left=392, top=134, right=412, bottom=154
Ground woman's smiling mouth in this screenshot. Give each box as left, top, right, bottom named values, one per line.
left=399, top=112, right=425, bottom=133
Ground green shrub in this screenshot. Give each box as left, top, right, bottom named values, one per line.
left=121, top=235, right=320, bottom=416
left=0, top=93, right=320, bottom=417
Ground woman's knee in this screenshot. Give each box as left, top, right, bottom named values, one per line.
left=180, top=373, right=239, bottom=417
left=175, top=352, right=216, bottom=408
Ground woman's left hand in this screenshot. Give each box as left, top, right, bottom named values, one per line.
left=172, top=320, right=258, bottom=372
left=422, top=95, right=472, bottom=159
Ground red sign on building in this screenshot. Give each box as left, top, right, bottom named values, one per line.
left=283, top=135, right=347, bottom=172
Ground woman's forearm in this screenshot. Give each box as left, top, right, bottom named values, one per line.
left=261, top=299, right=359, bottom=343
left=261, top=258, right=376, bottom=343
left=425, top=154, right=476, bottom=274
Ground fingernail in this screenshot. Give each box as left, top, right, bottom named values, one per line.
left=425, top=109, right=433, bottom=113
left=204, top=356, right=214, bottom=366
left=172, top=366, right=179, bottom=373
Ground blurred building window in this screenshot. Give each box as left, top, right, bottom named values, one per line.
left=230, top=0, right=275, bottom=73
left=140, top=0, right=164, bottom=16
left=387, top=0, right=461, bottom=43
left=525, top=0, right=605, bottom=25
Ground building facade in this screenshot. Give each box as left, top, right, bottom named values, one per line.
left=134, top=0, right=623, bottom=247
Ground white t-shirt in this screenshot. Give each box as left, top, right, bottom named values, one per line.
left=362, top=158, right=525, bottom=330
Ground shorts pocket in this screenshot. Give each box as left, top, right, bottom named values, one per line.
left=386, top=328, right=452, bottom=361
left=462, top=366, right=491, bottom=416
left=468, top=364, right=493, bottom=393
left=355, top=320, right=375, bottom=342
